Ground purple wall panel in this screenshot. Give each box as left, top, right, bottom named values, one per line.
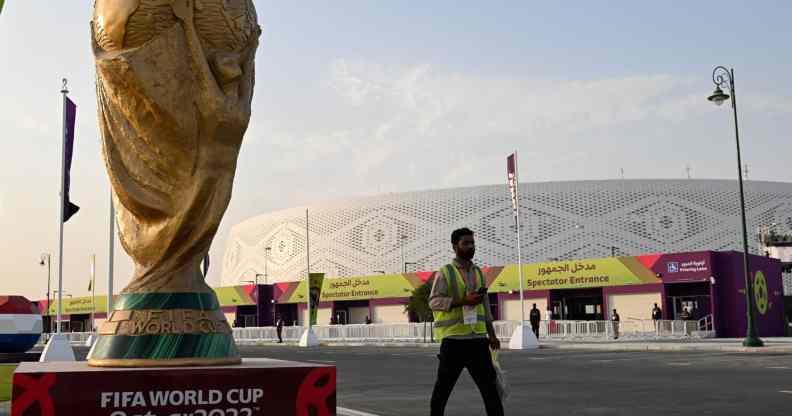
left=653, top=252, right=714, bottom=283
left=712, top=252, right=784, bottom=338
left=603, top=284, right=663, bottom=295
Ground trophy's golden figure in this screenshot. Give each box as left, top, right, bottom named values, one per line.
left=87, top=0, right=260, bottom=367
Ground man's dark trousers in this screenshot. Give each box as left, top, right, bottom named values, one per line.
left=430, top=337, right=504, bottom=416
left=530, top=322, right=539, bottom=338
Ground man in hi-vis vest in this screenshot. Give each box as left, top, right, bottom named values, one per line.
left=429, top=228, right=503, bottom=416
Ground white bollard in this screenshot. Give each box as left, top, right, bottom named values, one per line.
left=508, top=322, right=539, bottom=350
left=298, top=327, right=319, bottom=347
left=39, top=333, right=76, bottom=362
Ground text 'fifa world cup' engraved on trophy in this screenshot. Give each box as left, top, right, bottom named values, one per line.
left=88, top=0, right=260, bottom=367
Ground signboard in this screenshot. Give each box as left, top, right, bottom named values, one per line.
left=42, top=286, right=256, bottom=316
left=650, top=252, right=712, bottom=283
left=490, top=256, right=661, bottom=292
left=12, top=360, right=336, bottom=416
left=44, top=297, right=106, bottom=316
left=308, top=273, right=325, bottom=326
left=214, top=285, right=257, bottom=306
left=278, top=274, right=416, bottom=304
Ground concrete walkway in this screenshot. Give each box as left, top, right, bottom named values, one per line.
left=0, top=403, right=379, bottom=416
left=251, top=337, right=792, bottom=353
left=540, top=337, right=792, bottom=353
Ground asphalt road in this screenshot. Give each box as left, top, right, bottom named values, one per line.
left=8, top=345, right=791, bottom=416
left=235, top=344, right=792, bottom=416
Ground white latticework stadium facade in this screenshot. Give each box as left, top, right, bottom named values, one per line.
left=222, top=180, right=792, bottom=295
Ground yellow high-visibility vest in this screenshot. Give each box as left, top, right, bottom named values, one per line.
left=433, top=263, right=488, bottom=341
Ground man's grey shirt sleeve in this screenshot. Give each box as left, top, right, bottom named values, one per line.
left=482, top=289, right=494, bottom=323
left=429, top=271, right=454, bottom=312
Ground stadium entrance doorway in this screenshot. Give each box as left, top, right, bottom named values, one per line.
left=332, top=300, right=370, bottom=324
left=550, top=288, right=604, bottom=320
left=664, top=281, right=712, bottom=321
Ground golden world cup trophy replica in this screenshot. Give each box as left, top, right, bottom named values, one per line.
left=87, top=0, right=260, bottom=367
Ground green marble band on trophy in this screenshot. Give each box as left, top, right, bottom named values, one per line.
left=87, top=0, right=260, bottom=367
left=89, top=293, right=240, bottom=367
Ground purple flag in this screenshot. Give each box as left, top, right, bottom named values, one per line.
left=63, top=97, right=80, bottom=222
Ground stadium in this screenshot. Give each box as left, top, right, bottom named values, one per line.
left=222, top=179, right=792, bottom=286
left=211, top=179, right=792, bottom=337
left=39, top=180, right=792, bottom=337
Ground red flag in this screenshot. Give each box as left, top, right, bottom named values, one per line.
left=507, top=153, right=518, bottom=216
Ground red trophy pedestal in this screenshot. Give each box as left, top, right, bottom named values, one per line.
left=11, top=358, right=336, bottom=416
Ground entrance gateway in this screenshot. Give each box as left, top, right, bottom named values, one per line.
left=549, top=288, right=603, bottom=320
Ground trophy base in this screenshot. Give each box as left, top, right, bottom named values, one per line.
left=88, top=355, right=241, bottom=368
left=88, top=332, right=241, bottom=368
left=87, top=292, right=241, bottom=367
left=12, top=358, right=337, bottom=416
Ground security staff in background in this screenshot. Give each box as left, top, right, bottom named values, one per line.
left=651, top=303, right=662, bottom=332
left=275, top=315, right=284, bottom=343
left=651, top=303, right=662, bottom=321
left=429, top=228, right=504, bottom=416
left=611, top=308, right=621, bottom=339
left=529, top=303, right=541, bottom=338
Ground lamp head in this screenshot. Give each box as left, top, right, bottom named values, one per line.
left=708, top=86, right=730, bottom=106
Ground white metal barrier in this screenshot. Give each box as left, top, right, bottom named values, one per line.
left=519, top=319, right=700, bottom=340
left=36, top=331, right=94, bottom=347
left=234, top=319, right=706, bottom=344
left=233, top=322, right=436, bottom=344
left=35, top=318, right=708, bottom=348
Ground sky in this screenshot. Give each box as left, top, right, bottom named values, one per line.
left=0, top=1, right=791, bottom=301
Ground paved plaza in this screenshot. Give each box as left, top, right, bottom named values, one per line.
left=235, top=345, right=792, bottom=416
left=3, top=344, right=791, bottom=415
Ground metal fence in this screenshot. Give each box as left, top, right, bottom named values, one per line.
left=233, top=322, right=436, bottom=344
left=234, top=318, right=707, bottom=344
left=36, top=318, right=709, bottom=348
left=35, top=331, right=93, bottom=347
left=494, top=319, right=704, bottom=340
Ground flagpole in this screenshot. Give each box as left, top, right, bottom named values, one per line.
left=90, top=254, right=95, bottom=331
left=507, top=150, right=536, bottom=349
left=305, top=208, right=311, bottom=330
left=515, top=151, right=525, bottom=326
left=40, top=78, right=77, bottom=362
left=107, top=189, right=115, bottom=314
left=298, top=208, right=318, bottom=347
left=56, top=78, right=68, bottom=334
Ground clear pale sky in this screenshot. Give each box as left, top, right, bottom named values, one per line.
left=1, top=1, right=790, bottom=300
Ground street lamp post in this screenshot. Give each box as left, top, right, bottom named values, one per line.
left=707, top=66, right=763, bottom=347
left=404, top=262, right=418, bottom=273
left=399, top=235, right=407, bottom=274
left=255, top=273, right=265, bottom=327
left=52, top=290, right=70, bottom=332
left=264, top=246, right=271, bottom=284
left=39, top=253, right=51, bottom=332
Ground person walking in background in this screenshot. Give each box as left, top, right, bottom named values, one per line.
left=679, top=307, right=690, bottom=321
left=547, top=307, right=557, bottom=335
left=611, top=309, right=620, bottom=339
left=651, top=303, right=662, bottom=320
left=529, top=303, right=541, bottom=338
left=429, top=228, right=503, bottom=416
left=276, top=315, right=284, bottom=343
left=651, top=303, right=662, bottom=333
